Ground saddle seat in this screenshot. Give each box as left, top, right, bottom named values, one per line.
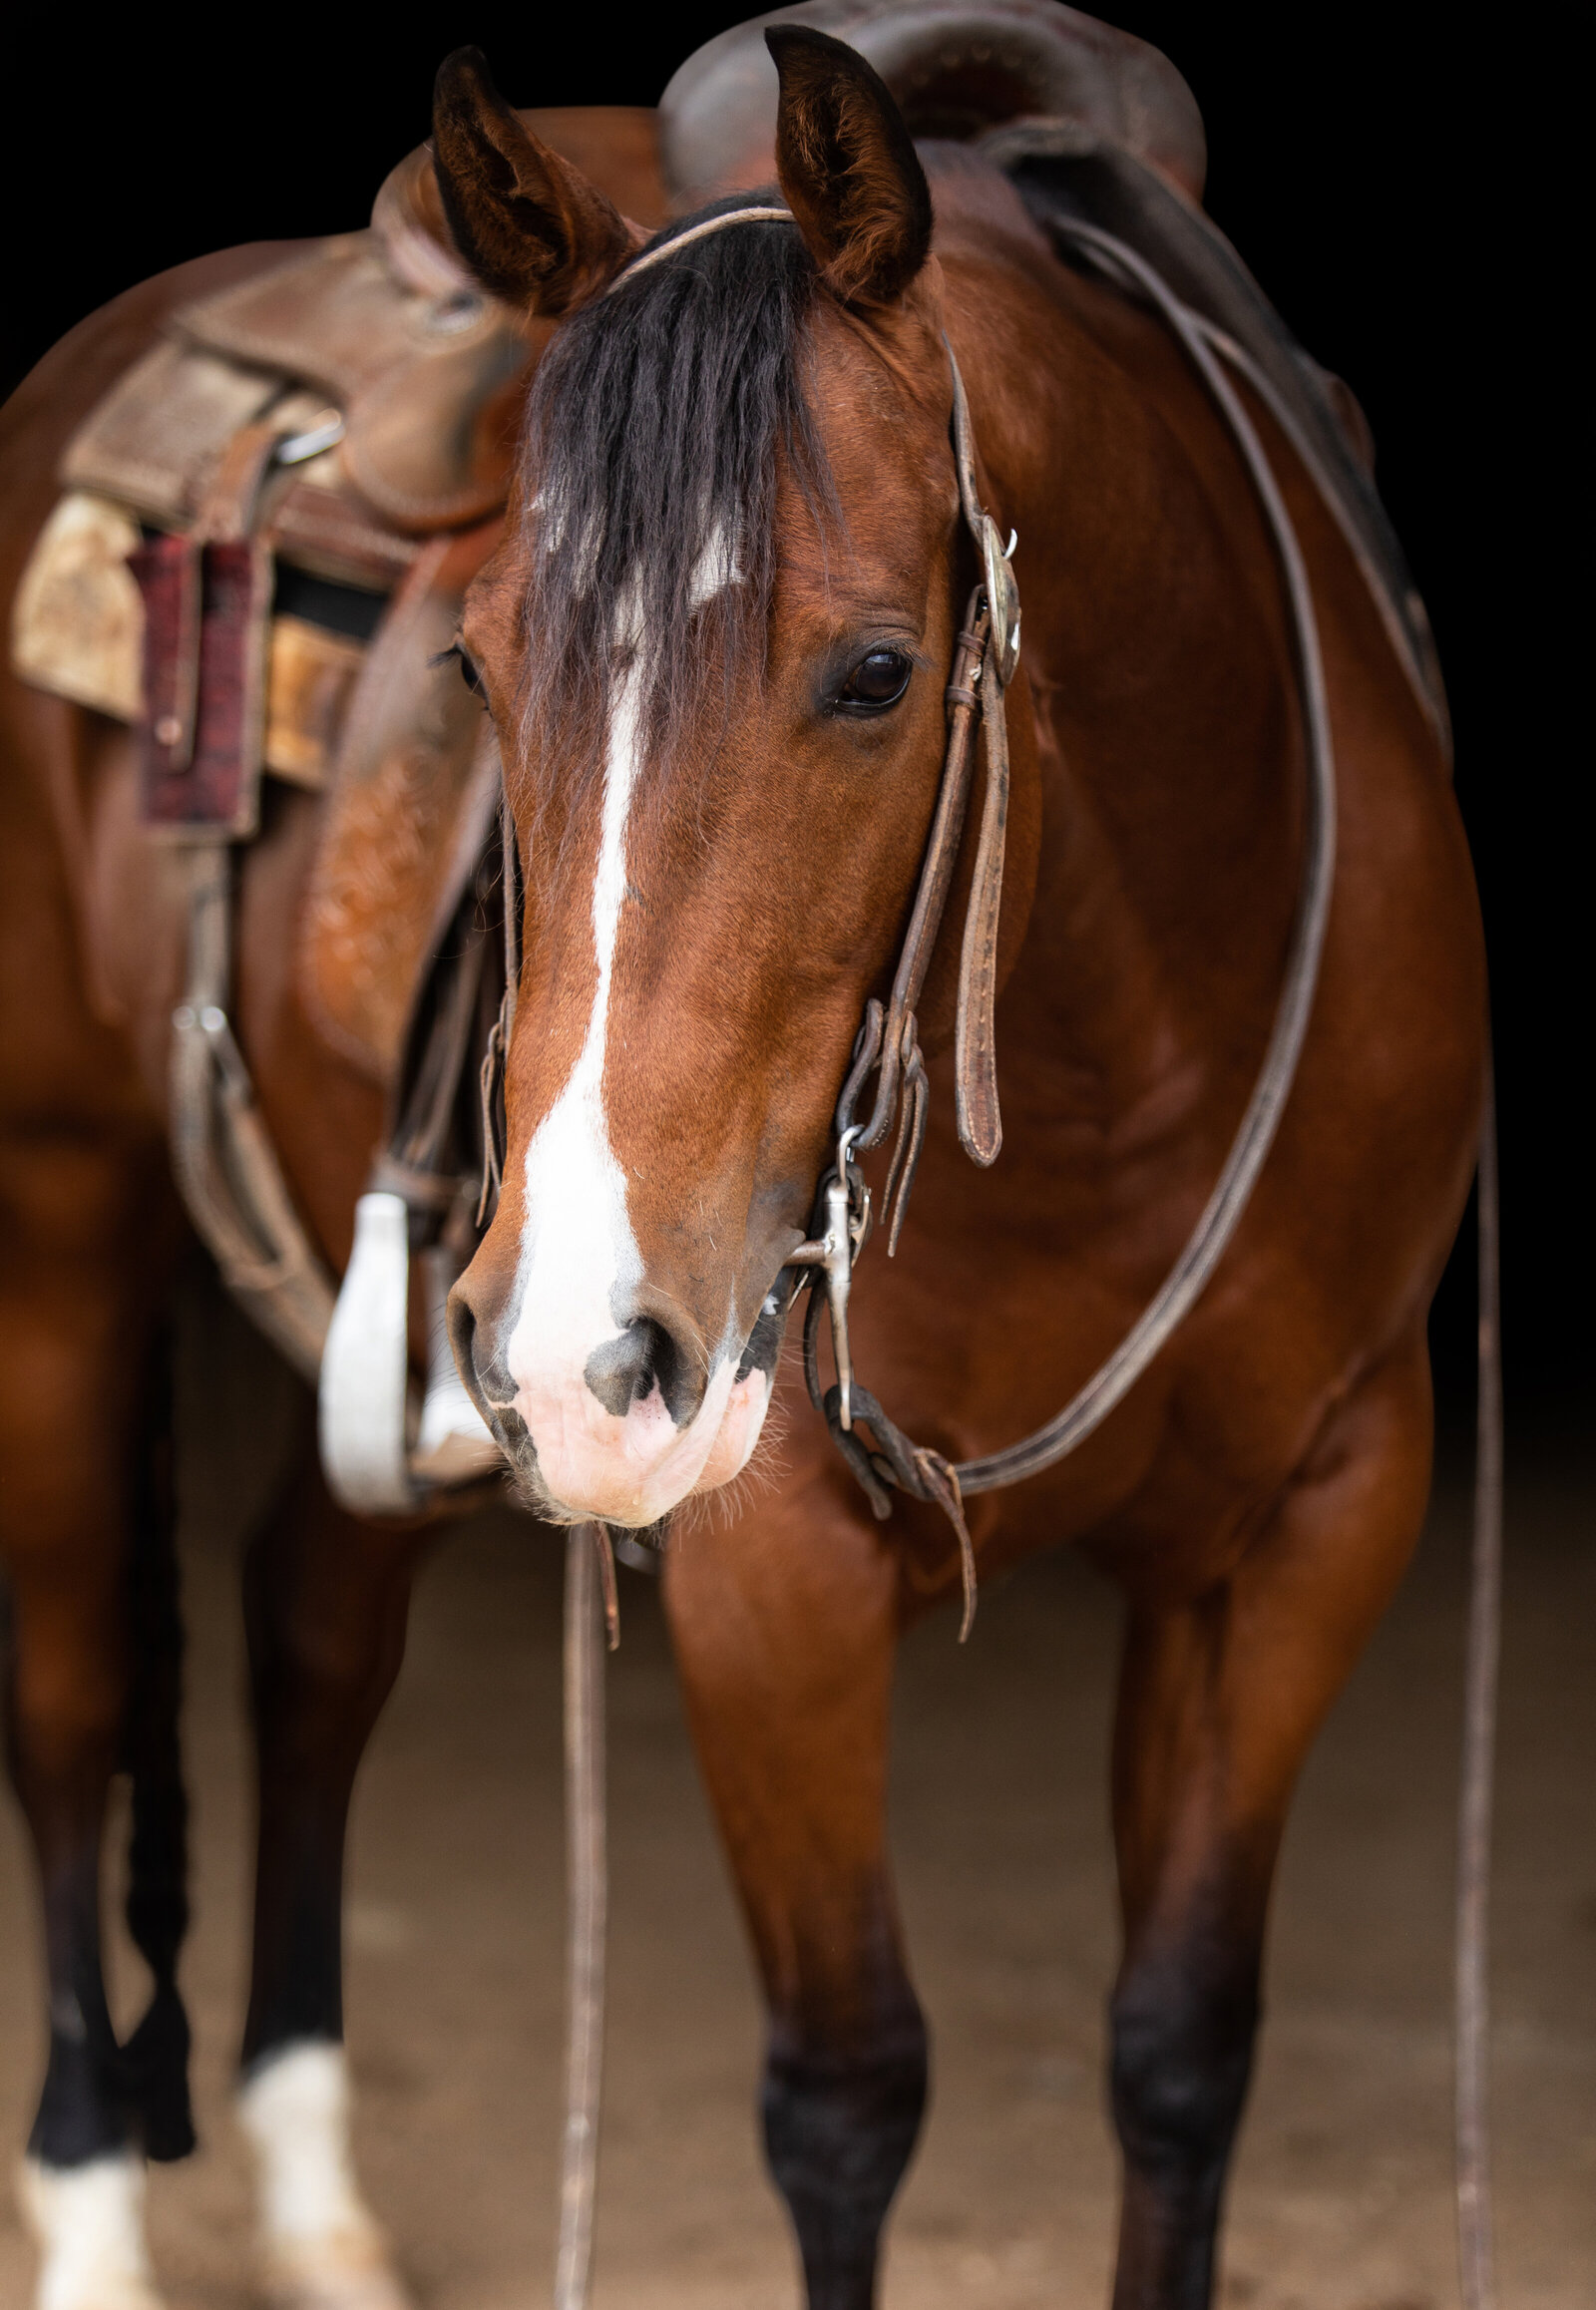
left=657, top=0, right=1207, bottom=206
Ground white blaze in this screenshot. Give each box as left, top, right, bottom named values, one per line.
left=501, top=541, right=774, bottom=1523
left=503, top=654, right=646, bottom=1435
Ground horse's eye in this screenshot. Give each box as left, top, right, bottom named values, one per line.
left=434, top=641, right=486, bottom=696
left=838, top=648, right=912, bottom=709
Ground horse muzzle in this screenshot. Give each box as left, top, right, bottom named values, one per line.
left=449, top=1286, right=774, bottom=1527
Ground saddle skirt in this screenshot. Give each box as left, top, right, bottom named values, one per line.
left=10, top=108, right=663, bottom=1081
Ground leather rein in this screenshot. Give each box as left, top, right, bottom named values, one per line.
left=719, top=210, right=1342, bottom=1637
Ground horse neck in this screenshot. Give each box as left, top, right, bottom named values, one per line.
left=956, top=250, right=1303, bottom=1148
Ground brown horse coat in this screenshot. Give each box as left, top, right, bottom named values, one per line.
left=436, top=32, right=1483, bottom=2306
left=0, top=26, right=1481, bottom=2310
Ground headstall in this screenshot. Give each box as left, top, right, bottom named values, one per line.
left=605, top=206, right=1338, bottom=1637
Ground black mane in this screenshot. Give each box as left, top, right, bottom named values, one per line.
left=514, top=195, right=837, bottom=803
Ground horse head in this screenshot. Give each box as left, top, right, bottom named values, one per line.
left=434, top=33, right=1030, bottom=1528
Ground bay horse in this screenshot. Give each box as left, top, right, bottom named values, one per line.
left=0, top=24, right=1483, bottom=2310
left=436, top=28, right=1482, bottom=2309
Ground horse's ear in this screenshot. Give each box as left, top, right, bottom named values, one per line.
left=765, top=26, right=933, bottom=307
left=432, top=48, right=637, bottom=315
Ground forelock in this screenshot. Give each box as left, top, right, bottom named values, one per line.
left=512, top=195, right=839, bottom=824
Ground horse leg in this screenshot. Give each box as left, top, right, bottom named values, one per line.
left=235, top=1452, right=422, bottom=2310
left=1105, top=1338, right=1434, bottom=2309
left=1, top=1139, right=184, bottom=2310
left=664, top=1486, right=926, bottom=2310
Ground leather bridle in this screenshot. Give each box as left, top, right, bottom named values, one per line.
left=425, top=200, right=1339, bottom=1639
left=706, top=209, right=1344, bottom=1639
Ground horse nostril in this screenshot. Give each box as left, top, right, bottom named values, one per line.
left=583, top=1318, right=695, bottom=1425
left=584, top=1323, right=657, bottom=1418
left=447, top=1290, right=479, bottom=1389
left=447, top=1287, right=515, bottom=1415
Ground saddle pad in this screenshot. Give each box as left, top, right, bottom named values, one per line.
left=17, top=488, right=388, bottom=729
left=10, top=492, right=145, bottom=720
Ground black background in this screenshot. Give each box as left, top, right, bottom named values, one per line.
left=5, top=8, right=1579, bottom=1437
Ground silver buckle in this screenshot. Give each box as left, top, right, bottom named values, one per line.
left=787, top=1122, right=872, bottom=1428
left=981, top=516, right=1021, bottom=686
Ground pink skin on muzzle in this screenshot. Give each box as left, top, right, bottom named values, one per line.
left=508, top=1354, right=771, bottom=1527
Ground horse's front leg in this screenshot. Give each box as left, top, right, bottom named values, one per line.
left=1105, top=1334, right=1435, bottom=2309
left=237, top=1451, right=423, bottom=2310
left=664, top=1474, right=927, bottom=2310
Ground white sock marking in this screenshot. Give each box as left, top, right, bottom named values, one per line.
left=237, top=2043, right=407, bottom=2304
left=18, top=2152, right=161, bottom=2310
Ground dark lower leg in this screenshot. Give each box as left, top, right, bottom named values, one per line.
left=663, top=1492, right=926, bottom=2310
left=4, top=1529, right=135, bottom=2166
left=0, top=1147, right=188, bottom=2169
left=119, top=1328, right=195, bottom=2158
left=28, top=1846, right=128, bottom=2166
left=763, top=1973, right=928, bottom=2310
left=241, top=1463, right=420, bottom=2069
left=1108, top=1921, right=1261, bottom=2310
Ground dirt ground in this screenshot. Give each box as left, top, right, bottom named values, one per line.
left=1, top=1286, right=1592, bottom=2309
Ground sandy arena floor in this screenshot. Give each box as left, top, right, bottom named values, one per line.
left=1, top=1287, right=1592, bottom=2308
